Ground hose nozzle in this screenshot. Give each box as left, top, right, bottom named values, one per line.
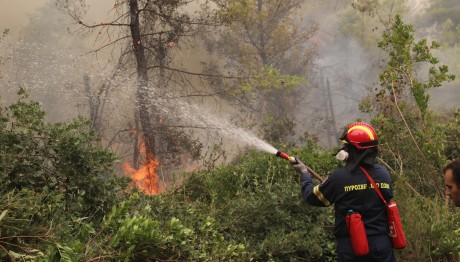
left=276, top=151, right=298, bottom=164
left=275, top=150, right=323, bottom=183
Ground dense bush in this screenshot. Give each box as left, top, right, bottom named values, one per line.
left=0, top=88, right=129, bottom=260
left=178, top=146, right=341, bottom=261
left=69, top=145, right=339, bottom=261
left=0, top=88, right=129, bottom=218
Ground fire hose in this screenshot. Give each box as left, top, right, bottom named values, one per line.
left=276, top=151, right=324, bottom=183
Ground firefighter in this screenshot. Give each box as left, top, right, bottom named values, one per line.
left=444, top=159, right=460, bottom=207
left=292, top=122, right=396, bottom=262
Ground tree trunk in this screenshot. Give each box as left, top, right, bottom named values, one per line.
left=129, top=0, right=156, bottom=157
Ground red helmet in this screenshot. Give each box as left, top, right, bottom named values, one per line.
left=339, top=122, right=378, bottom=149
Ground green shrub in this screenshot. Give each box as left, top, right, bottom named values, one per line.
left=0, top=88, right=129, bottom=219
left=178, top=146, right=340, bottom=261
left=0, top=88, right=129, bottom=260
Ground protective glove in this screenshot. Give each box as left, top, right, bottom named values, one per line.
left=292, top=160, right=309, bottom=175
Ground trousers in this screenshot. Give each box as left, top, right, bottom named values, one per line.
left=336, top=235, right=396, bottom=262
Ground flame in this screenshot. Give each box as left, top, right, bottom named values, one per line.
left=123, top=135, right=162, bottom=195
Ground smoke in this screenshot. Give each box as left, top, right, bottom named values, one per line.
left=0, top=0, right=123, bottom=122
left=1, top=0, right=458, bottom=154
left=296, top=0, right=459, bottom=148
left=0, top=0, right=49, bottom=35
left=296, top=1, right=379, bottom=147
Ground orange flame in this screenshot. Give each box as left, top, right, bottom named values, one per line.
left=123, top=135, right=162, bottom=195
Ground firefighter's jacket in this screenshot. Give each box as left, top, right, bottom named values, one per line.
left=301, top=164, right=393, bottom=238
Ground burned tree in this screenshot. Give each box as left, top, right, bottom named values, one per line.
left=58, top=0, right=217, bottom=170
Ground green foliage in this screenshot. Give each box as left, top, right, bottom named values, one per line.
left=82, top=193, right=250, bottom=261
left=377, top=15, right=455, bottom=118
left=443, top=109, right=460, bottom=160
left=0, top=188, right=81, bottom=261
left=0, top=132, right=345, bottom=261
left=0, top=89, right=129, bottom=260
left=240, top=65, right=304, bottom=93
left=361, top=15, right=457, bottom=196
left=0, top=189, right=49, bottom=260
left=0, top=88, right=129, bottom=218
left=392, top=178, right=460, bottom=261
left=207, top=0, right=316, bottom=143
left=237, top=65, right=305, bottom=143
left=260, top=114, right=296, bottom=145
left=179, top=145, right=340, bottom=261
left=361, top=15, right=460, bottom=260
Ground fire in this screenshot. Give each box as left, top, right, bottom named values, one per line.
left=123, top=136, right=162, bottom=195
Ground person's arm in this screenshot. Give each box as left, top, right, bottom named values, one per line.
left=293, top=161, right=334, bottom=207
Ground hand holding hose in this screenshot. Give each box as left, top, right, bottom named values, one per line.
left=291, top=159, right=324, bottom=183
left=276, top=151, right=324, bottom=183
left=292, top=160, right=309, bottom=174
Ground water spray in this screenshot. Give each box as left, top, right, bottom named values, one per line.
left=140, top=88, right=324, bottom=183
left=275, top=150, right=324, bottom=183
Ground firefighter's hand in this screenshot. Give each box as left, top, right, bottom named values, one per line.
left=292, top=160, right=309, bottom=175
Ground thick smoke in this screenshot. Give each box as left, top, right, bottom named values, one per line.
left=1, top=0, right=458, bottom=152
left=297, top=0, right=459, bottom=148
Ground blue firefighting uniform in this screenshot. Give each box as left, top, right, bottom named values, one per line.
left=301, top=164, right=396, bottom=262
